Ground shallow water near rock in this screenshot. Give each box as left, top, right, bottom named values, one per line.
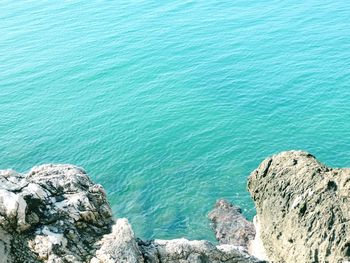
left=1, top=1, right=350, bottom=241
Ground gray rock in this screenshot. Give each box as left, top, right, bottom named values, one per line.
left=92, top=218, right=144, bottom=263
left=248, top=150, right=350, bottom=263
left=0, top=164, right=113, bottom=263
left=208, top=199, right=255, bottom=251
left=138, top=238, right=261, bottom=263
left=0, top=164, right=263, bottom=263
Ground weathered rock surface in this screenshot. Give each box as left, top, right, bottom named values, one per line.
left=92, top=219, right=144, bottom=263
left=0, top=164, right=114, bottom=263
left=0, top=164, right=260, bottom=263
left=248, top=150, right=350, bottom=263
left=208, top=199, right=255, bottom=251
left=138, top=238, right=260, bottom=263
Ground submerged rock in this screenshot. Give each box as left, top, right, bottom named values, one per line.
left=5, top=150, right=348, bottom=263
left=0, top=164, right=261, bottom=263
left=248, top=150, right=350, bottom=263
left=208, top=199, right=255, bottom=251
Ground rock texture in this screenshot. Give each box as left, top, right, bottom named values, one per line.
left=208, top=199, right=255, bottom=251
left=0, top=164, right=260, bottom=263
left=0, top=164, right=113, bottom=263
left=248, top=150, right=350, bottom=263
left=138, top=238, right=259, bottom=263
left=5, top=150, right=347, bottom=263
left=92, top=219, right=144, bottom=263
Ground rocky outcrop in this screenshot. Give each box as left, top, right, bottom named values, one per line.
left=92, top=219, right=144, bottom=263
left=248, top=150, right=350, bottom=263
left=138, top=238, right=259, bottom=263
left=0, top=164, right=114, bottom=263
left=208, top=199, right=255, bottom=251
left=0, top=164, right=260, bottom=263
left=4, top=150, right=348, bottom=263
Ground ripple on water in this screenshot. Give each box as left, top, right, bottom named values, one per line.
left=1, top=0, right=350, bottom=240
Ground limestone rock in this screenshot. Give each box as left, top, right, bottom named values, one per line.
left=208, top=199, right=255, bottom=251
left=138, top=238, right=261, bottom=263
left=248, top=150, right=350, bottom=263
left=0, top=164, right=113, bottom=263
left=92, top=218, right=144, bottom=263
left=0, top=164, right=263, bottom=263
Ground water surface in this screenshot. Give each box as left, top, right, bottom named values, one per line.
left=1, top=0, right=350, bottom=240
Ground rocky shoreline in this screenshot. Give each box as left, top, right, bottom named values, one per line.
left=0, top=150, right=349, bottom=262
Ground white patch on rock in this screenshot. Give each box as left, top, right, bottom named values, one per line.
left=0, top=189, right=28, bottom=229
left=249, top=216, right=268, bottom=261
left=29, top=227, right=67, bottom=260
left=54, top=193, right=91, bottom=221
left=42, top=227, right=67, bottom=248
left=291, top=189, right=313, bottom=210
left=23, top=183, right=48, bottom=199
left=93, top=218, right=144, bottom=263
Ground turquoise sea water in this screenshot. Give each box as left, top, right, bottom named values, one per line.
left=1, top=1, right=350, bottom=241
